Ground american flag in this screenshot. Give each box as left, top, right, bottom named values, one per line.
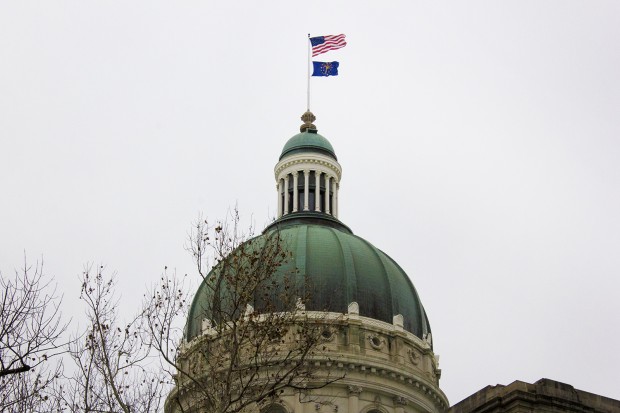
left=310, top=34, right=347, bottom=57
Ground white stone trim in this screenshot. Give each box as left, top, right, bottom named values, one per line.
left=277, top=179, right=283, bottom=218
left=315, top=171, right=322, bottom=212
left=293, top=172, right=299, bottom=212
left=325, top=175, right=331, bottom=214
left=283, top=175, right=289, bottom=215
left=275, top=153, right=342, bottom=183
left=303, top=169, right=310, bottom=211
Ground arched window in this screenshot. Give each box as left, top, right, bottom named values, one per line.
left=262, top=404, right=288, bottom=413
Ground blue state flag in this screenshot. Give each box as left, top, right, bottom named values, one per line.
left=312, top=61, right=339, bottom=77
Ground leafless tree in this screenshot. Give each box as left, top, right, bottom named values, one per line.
left=145, top=211, right=343, bottom=413
left=55, top=266, right=165, bottom=413
left=0, top=359, right=63, bottom=413
left=0, top=259, right=65, bottom=412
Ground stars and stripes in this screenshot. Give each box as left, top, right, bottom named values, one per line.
left=310, top=34, right=347, bottom=57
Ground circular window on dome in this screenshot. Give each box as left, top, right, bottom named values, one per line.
left=368, top=334, right=384, bottom=350
left=320, top=327, right=336, bottom=342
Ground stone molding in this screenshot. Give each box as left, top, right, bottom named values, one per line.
left=174, top=310, right=448, bottom=412
left=275, top=153, right=342, bottom=182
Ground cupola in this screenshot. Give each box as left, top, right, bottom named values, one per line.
left=274, top=111, right=342, bottom=219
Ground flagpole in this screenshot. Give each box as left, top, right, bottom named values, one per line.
left=307, top=33, right=311, bottom=111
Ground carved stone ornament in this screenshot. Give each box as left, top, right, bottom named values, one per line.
left=423, top=332, right=433, bottom=346
left=434, top=367, right=442, bottom=381
left=393, top=396, right=408, bottom=406
left=407, top=348, right=420, bottom=365
left=300, top=111, right=317, bottom=132
left=347, top=385, right=363, bottom=395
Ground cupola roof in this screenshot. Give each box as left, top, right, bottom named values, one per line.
left=279, top=131, right=337, bottom=160
left=279, top=111, right=337, bottom=160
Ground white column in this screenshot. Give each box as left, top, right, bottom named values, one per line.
left=303, top=169, right=310, bottom=211
left=314, top=171, right=322, bottom=212
left=292, top=171, right=299, bottom=212
left=334, top=182, right=339, bottom=218
left=283, top=175, right=289, bottom=215
left=325, top=175, right=331, bottom=215
left=277, top=179, right=283, bottom=218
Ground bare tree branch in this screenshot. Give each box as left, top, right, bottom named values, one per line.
left=0, top=258, right=66, bottom=411
left=145, top=209, right=344, bottom=413
left=56, top=265, right=165, bottom=413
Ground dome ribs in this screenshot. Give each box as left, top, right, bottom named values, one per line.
left=293, top=224, right=308, bottom=301
left=381, top=253, right=429, bottom=339
left=305, top=225, right=346, bottom=313
left=353, top=236, right=393, bottom=325
left=330, top=227, right=358, bottom=310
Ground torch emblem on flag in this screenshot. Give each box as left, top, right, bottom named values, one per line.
left=312, top=61, right=339, bottom=77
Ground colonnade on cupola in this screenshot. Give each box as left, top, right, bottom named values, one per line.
left=276, top=168, right=340, bottom=218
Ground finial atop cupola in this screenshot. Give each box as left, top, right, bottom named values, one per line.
left=300, top=111, right=317, bottom=132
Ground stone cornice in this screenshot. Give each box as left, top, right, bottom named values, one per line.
left=275, top=154, right=342, bottom=181
left=177, top=311, right=447, bottom=410
left=305, top=360, right=449, bottom=410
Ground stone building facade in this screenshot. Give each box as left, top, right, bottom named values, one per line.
left=449, top=378, right=620, bottom=413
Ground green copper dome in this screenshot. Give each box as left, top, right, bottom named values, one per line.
left=186, top=215, right=431, bottom=341
left=280, top=131, right=337, bottom=160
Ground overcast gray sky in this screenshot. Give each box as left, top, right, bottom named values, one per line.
left=1, top=0, right=619, bottom=405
